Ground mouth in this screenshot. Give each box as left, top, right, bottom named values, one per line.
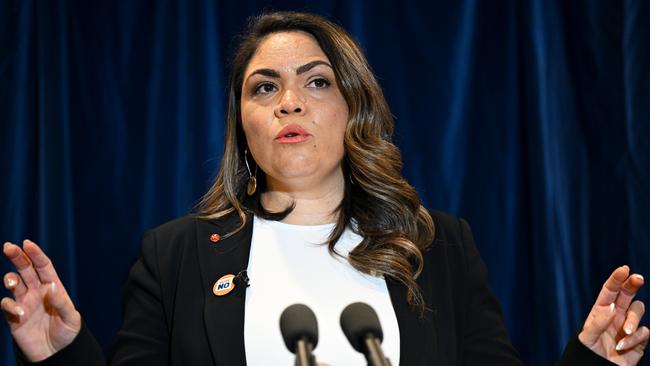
left=275, top=124, right=312, bottom=144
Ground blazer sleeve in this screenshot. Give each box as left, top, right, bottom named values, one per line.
left=556, top=334, right=616, bottom=365
left=457, top=217, right=524, bottom=365
left=107, top=229, right=170, bottom=365
left=15, top=320, right=105, bottom=366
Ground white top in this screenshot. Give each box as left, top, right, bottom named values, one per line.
left=244, top=216, right=400, bottom=366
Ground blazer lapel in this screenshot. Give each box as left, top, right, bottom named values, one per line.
left=196, top=213, right=254, bottom=366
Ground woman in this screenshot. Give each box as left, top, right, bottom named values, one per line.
left=2, top=11, right=648, bottom=365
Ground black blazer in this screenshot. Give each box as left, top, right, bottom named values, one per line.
left=20, top=210, right=612, bottom=365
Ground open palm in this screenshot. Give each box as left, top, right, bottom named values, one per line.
left=579, top=266, right=649, bottom=366
left=2, top=240, right=81, bottom=362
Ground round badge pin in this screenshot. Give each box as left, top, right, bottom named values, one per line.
left=213, top=274, right=236, bottom=296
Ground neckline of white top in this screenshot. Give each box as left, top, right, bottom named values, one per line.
left=255, top=216, right=336, bottom=231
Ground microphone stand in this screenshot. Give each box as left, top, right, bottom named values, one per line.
left=295, top=337, right=316, bottom=366
left=364, top=334, right=391, bottom=366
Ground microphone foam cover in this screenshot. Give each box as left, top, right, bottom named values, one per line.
left=340, top=302, right=384, bottom=352
left=279, top=303, right=319, bottom=353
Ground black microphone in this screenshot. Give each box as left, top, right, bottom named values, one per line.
left=340, top=302, right=392, bottom=366
left=280, top=304, right=319, bottom=366
left=233, top=270, right=250, bottom=288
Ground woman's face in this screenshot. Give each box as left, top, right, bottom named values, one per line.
left=240, top=31, right=349, bottom=192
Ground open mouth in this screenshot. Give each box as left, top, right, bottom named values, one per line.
left=275, top=124, right=311, bottom=144
left=276, top=133, right=310, bottom=144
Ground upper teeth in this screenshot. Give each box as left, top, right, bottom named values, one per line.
left=286, top=133, right=298, bottom=137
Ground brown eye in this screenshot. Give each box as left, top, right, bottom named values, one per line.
left=254, top=82, right=277, bottom=95
left=308, top=78, right=331, bottom=89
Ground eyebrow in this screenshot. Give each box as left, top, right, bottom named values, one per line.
left=296, top=60, right=332, bottom=75
left=246, top=60, right=333, bottom=80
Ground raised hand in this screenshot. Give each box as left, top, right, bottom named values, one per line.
left=579, top=265, right=649, bottom=365
left=2, top=240, right=81, bottom=362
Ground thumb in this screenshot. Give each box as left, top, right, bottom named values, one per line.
left=46, top=282, right=79, bottom=326
left=580, top=303, right=616, bottom=347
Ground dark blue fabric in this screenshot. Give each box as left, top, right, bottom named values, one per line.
left=1, top=1, right=648, bottom=365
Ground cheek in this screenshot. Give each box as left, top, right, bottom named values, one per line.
left=243, top=127, right=268, bottom=167
left=330, top=108, right=348, bottom=152
left=242, top=121, right=261, bottom=142
left=241, top=106, right=269, bottom=146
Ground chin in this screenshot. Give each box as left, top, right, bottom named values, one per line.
left=273, top=156, right=317, bottom=174
left=275, top=168, right=319, bottom=181
left=267, top=166, right=335, bottom=185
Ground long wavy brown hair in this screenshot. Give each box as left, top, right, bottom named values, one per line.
left=197, top=11, right=435, bottom=312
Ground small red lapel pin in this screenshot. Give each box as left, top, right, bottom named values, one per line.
left=209, top=233, right=221, bottom=243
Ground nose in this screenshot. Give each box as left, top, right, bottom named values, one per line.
left=274, top=89, right=306, bottom=118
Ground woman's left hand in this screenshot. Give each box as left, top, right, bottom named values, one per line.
left=579, top=265, right=649, bottom=365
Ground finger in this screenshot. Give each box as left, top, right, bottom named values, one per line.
left=616, top=326, right=650, bottom=352
left=1, top=296, right=25, bottom=320
left=580, top=302, right=617, bottom=347
left=3, top=242, right=42, bottom=288
left=46, top=282, right=78, bottom=325
left=594, top=265, right=630, bottom=306
left=22, top=240, right=62, bottom=285
left=622, top=300, right=645, bottom=335
left=615, top=273, right=644, bottom=311
left=4, top=272, right=27, bottom=298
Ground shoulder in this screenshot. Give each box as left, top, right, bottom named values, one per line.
left=427, top=208, right=471, bottom=246
left=147, top=215, right=198, bottom=235
left=141, top=213, right=244, bottom=255
left=146, top=213, right=241, bottom=238
left=420, top=208, right=482, bottom=286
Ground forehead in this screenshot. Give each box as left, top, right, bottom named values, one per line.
left=245, top=31, right=330, bottom=74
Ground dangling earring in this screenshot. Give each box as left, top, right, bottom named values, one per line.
left=244, top=148, right=257, bottom=196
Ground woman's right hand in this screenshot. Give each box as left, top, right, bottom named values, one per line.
left=2, top=240, right=81, bottom=362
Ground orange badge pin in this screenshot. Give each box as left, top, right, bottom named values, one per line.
left=213, top=274, right=236, bottom=296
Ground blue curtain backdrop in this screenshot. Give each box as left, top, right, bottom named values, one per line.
left=1, top=1, right=649, bottom=365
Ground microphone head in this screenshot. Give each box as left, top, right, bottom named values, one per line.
left=340, top=302, right=384, bottom=352
left=279, top=303, right=319, bottom=353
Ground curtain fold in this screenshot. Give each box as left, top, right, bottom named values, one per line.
left=1, top=1, right=648, bottom=365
